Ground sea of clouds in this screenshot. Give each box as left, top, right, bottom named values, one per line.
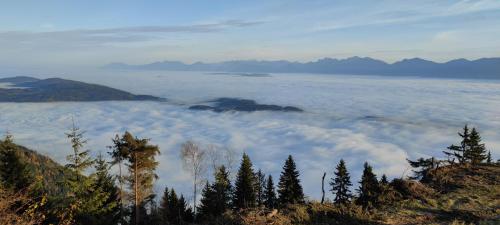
left=1, top=70, right=499, bottom=201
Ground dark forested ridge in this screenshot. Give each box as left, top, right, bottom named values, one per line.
left=0, top=76, right=163, bottom=102
left=0, top=125, right=499, bottom=225
left=189, top=98, right=303, bottom=112
left=104, top=57, right=500, bottom=79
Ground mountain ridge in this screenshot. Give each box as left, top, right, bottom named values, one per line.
left=103, top=57, right=500, bottom=79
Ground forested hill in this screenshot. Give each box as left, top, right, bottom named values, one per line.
left=4, top=142, right=69, bottom=195
left=0, top=76, right=163, bottom=102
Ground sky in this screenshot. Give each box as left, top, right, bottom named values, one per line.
left=1, top=0, right=500, bottom=69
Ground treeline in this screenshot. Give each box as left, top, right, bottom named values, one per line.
left=0, top=124, right=496, bottom=225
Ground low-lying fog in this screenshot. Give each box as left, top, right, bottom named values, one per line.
left=1, top=70, right=499, bottom=200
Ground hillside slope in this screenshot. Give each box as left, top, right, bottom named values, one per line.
left=0, top=76, right=163, bottom=102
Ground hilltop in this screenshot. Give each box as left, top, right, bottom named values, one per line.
left=0, top=76, right=163, bottom=102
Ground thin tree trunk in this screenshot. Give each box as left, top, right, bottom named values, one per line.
left=135, top=153, right=139, bottom=225
left=193, top=175, right=197, bottom=217
left=118, top=160, right=124, bottom=224
left=321, top=172, right=326, bottom=204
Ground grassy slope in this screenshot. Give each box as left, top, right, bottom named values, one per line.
left=382, top=164, right=499, bottom=225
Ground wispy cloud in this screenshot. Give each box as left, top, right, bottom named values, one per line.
left=312, top=0, right=500, bottom=32
left=0, top=20, right=264, bottom=45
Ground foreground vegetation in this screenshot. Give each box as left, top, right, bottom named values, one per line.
left=0, top=124, right=498, bottom=225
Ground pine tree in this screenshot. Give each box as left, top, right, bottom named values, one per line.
left=159, top=187, right=170, bottom=224
left=233, top=153, right=256, bottom=209
left=380, top=174, right=389, bottom=186
left=464, top=128, right=487, bottom=164
left=330, top=159, right=352, bottom=205
left=212, top=166, right=232, bottom=216
left=178, top=194, right=188, bottom=224
left=183, top=206, right=194, bottom=224
left=64, top=123, right=108, bottom=225
left=356, top=162, right=381, bottom=209
left=277, top=155, right=304, bottom=206
left=0, top=133, right=33, bottom=190
left=90, top=154, right=120, bottom=225
left=264, top=175, right=277, bottom=209
left=197, top=181, right=214, bottom=220
left=407, top=157, right=437, bottom=180
left=487, top=151, right=492, bottom=164
left=254, top=169, right=266, bottom=207
left=443, top=125, right=470, bottom=164
left=65, top=121, right=94, bottom=179
left=168, top=189, right=181, bottom=225
left=121, top=131, right=160, bottom=225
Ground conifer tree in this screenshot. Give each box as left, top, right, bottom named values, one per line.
left=443, top=125, right=470, bottom=163
left=380, top=174, right=389, bottom=186
left=65, top=121, right=94, bottom=179
left=168, top=189, right=181, bottom=224
left=254, top=169, right=266, bottom=207
left=356, top=162, right=381, bottom=209
left=64, top=123, right=109, bottom=225
left=108, top=134, right=131, bottom=223
left=159, top=187, right=170, bottom=224
left=197, top=181, right=214, bottom=220
left=90, top=154, right=120, bottom=225
left=464, top=128, right=487, bottom=164
left=486, top=151, right=492, bottom=164
left=178, top=194, right=188, bottom=223
left=277, top=155, right=304, bottom=206
left=121, top=131, right=160, bottom=225
left=330, top=159, right=352, bottom=205
left=212, top=166, right=232, bottom=216
left=0, top=133, right=33, bottom=190
left=407, top=157, right=437, bottom=180
left=183, top=206, right=194, bottom=224
left=233, top=153, right=256, bottom=209
left=264, top=175, right=277, bottom=209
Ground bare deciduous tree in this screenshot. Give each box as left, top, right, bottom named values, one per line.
left=180, top=140, right=206, bottom=216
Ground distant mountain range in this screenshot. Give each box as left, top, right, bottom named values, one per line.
left=104, top=57, right=500, bottom=79
left=0, top=76, right=162, bottom=102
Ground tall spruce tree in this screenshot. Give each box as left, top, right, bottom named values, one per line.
left=0, top=133, right=33, bottom=190
left=464, top=128, right=487, bottom=164
left=356, top=162, right=381, bottom=209
left=254, top=169, right=266, bottom=207
left=264, top=175, right=277, bottom=209
left=212, top=166, right=232, bottom=216
left=443, top=125, right=470, bottom=164
left=65, top=121, right=94, bottom=179
left=64, top=123, right=104, bottom=225
left=197, top=181, right=214, bottom=221
left=168, top=189, right=181, bottom=225
left=159, top=187, right=170, bottom=224
left=330, top=159, right=352, bottom=205
left=277, top=155, right=304, bottom=206
left=121, top=131, right=160, bottom=225
left=90, top=154, right=120, bottom=225
left=178, top=194, right=189, bottom=224
left=233, top=153, right=256, bottom=209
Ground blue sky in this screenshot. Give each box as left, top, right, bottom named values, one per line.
left=1, top=0, right=500, bottom=68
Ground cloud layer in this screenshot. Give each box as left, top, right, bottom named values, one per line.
left=1, top=71, right=499, bottom=201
